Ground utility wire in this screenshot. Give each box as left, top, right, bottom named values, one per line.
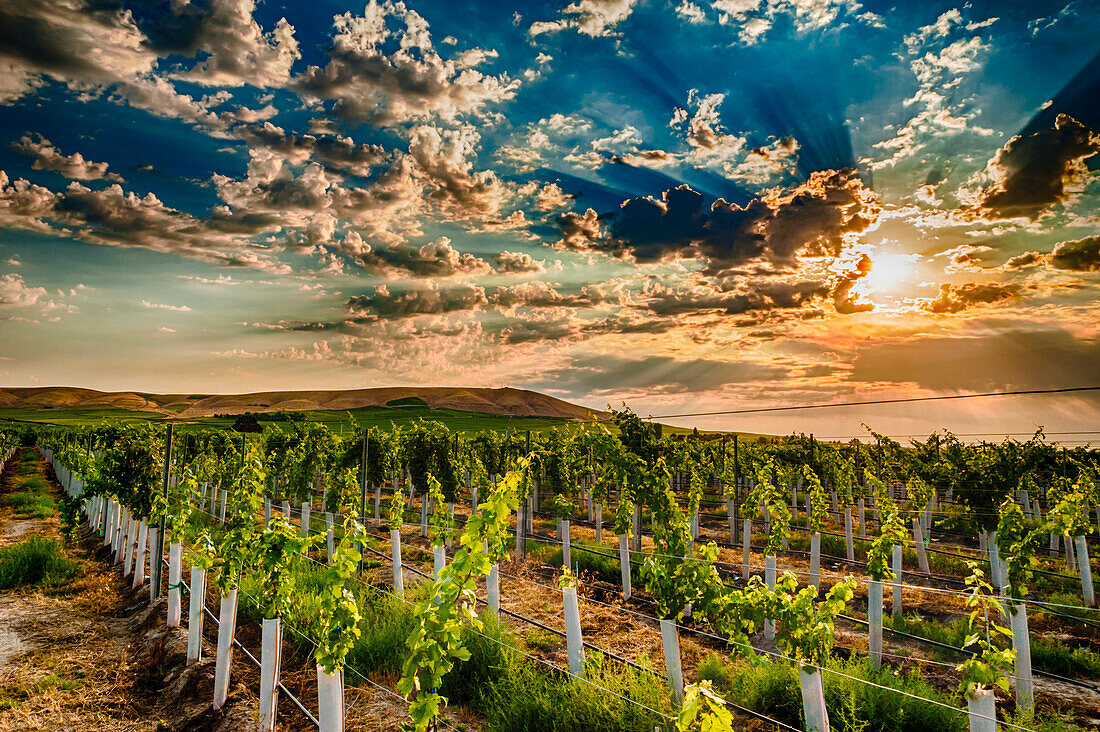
left=649, top=385, right=1100, bottom=419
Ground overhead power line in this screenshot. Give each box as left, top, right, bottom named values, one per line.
left=650, top=384, right=1100, bottom=420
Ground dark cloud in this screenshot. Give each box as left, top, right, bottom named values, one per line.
left=924, top=169, right=946, bottom=186
left=962, top=114, right=1099, bottom=221
left=918, top=282, right=1019, bottom=314
left=233, top=122, right=388, bottom=176
left=830, top=252, right=873, bottom=315
left=149, top=0, right=299, bottom=87
left=1050, top=235, right=1100, bottom=272
left=640, top=280, right=828, bottom=317
left=491, top=282, right=618, bottom=310
left=340, top=233, right=491, bottom=277
left=1004, top=251, right=1044, bottom=269
left=555, top=169, right=879, bottom=276
left=849, top=323, right=1100, bottom=392
left=347, top=284, right=488, bottom=319
left=0, top=0, right=154, bottom=102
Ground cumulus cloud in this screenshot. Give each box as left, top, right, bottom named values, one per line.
left=0, top=0, right=156, bottom=103
left=0, top=169, right=289, bottom=269
left=528, top=0, right=638, bottom=38
left=639, top=279, right=828, bottom=316
left=0, top=272, right=48, bottom=307
left=556, top=169, right=880, bottom=275
left=11, top=133, right=122, bottom=181
left=1050, top=235, right=1100, bottom=272
left=491, top=281, right=620, bottom=310
left=158, top=0, right=301, bottom=87
left=407, top=124, right=508, bottom=219
left=1004, top=251, right=1044, bottom=269
left=829, top=252, right=874, bottom=314
left=556, top=208, right=604, bottom=249
left=667, top=90, right=799, bottom=185
left=491, top=251, right=546, bottom=274
left=297, top=0, right=519, bottom=125
left=232, top=122, right=389, bottom=176
left=958, top=114, right=1100, bottom=221
left=340, top=233, right=490, bottom=277
left=0, top=1, right=239, bottom=133
left=347, top=283, right=488, bottom=319
left=917, top=282, right=1019, bottom=314
left=534, top=182, right=571, bottom=211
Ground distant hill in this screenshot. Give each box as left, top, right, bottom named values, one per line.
left=0, top=386, right=608, bottom=422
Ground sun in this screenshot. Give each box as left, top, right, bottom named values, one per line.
left=862, top=252, right=918, bottom=294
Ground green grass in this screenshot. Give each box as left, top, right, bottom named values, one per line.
left=237, top=558, right=671, bottom=732
left=0, top=667, right=84, bottom=711
left=3, top=451, right=55, bottom=520
left=1031, top=636, right=1100, bottom=679
left=523, top=627, right=559, bottom=651
left=885, top=613, right=969, bottom=652
left=3, top=491, right=55, bottom=520
left=0, top=538, right=79, bottom=590
left=0, top=407, right=166, bottom=425
left=540, top=540, right=623, bottom=584
left=386, top=396, right=431, bottom=408
left=1038, top=591, right=1096, bottom=622
left=699, top=653, right=968, bottom=732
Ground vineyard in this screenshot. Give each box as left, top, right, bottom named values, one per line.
left=5, top=410, right=1100, bottom=732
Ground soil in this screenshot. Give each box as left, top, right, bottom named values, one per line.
left=0, top=449, right=258, bottom=731
left=0, top=448, right=426, bottom=732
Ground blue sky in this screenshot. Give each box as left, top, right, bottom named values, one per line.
left=0, top=0, right=1098, bottom=436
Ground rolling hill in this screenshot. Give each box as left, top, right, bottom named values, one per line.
left=0, top=386, right=608, bottom=422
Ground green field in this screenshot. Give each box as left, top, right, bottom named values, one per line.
left=0, top=404, right=591, bottom=434
left=0, top=404, right=766, bottom=439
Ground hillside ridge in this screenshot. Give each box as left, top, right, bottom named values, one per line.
left=0, top=386, right=607, bottom=421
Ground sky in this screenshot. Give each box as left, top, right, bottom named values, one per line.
left=0, top=0, right=1099, bottom=439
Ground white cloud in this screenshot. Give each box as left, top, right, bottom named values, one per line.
left=11, top=133, right=122, bottom=182
left=0, top=273, right=47, bottom=307
left=868, top=9, right=996, bottom=175
left=297, top=0, right=519, bottom=125
left=528, top=0, right=638, bottom=38
left=676, top=1, right=709, bottom=23
left=141, top=300, right=192, bottom=312
left=173, top=0, right=300, bottom=88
